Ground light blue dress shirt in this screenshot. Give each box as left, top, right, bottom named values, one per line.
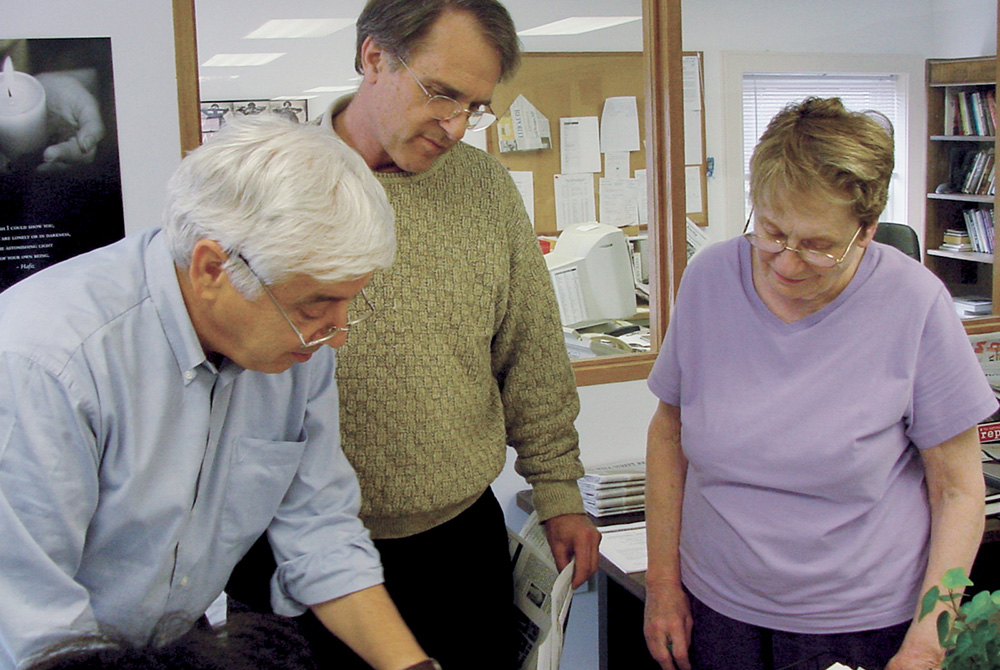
left=0, top=229, right=382, bottom=669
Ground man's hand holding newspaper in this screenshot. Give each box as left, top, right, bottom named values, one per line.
left=509, top=512, right=576, bottom=670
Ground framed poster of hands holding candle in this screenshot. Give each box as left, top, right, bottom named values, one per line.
left=0, top=37, right=123, bottom=291
left=0, top=56, right=48, bottom=169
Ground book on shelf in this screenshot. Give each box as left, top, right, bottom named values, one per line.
left=962, top=208, right=995, bottom=254
left=987, top=89, right=998, bottom=136
left=945, top=89, right=957, bottom=135
left=943, top=228, right=971, bottom=243
left=940, top=228, right=973, bottom=251
left=946, top=88, right=997, bottom=136
left=958, top=90, right=973, bottom=135
left=951, top=147, right=996, bottom=195
left=962, top=148, right=995, bottom=195
left=972, top=90, right=990, bottom=136
left=954, top=295, right=992, bottom=317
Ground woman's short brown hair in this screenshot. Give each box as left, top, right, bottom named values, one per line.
left=749, top=97, right=895, bottom=228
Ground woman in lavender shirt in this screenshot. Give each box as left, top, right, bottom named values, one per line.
left=643, top=98, right=995, bottom=670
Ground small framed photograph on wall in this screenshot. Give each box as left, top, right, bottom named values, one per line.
left=200, top=99, right=309, bottom=142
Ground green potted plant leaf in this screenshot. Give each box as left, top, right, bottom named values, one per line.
left=919, top=567, right=1000, bottom=669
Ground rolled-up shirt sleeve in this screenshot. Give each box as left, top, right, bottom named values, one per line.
left=266, top=353, right=384, bottom=616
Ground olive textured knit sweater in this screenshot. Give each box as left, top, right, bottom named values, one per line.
left=325, top=106, right=585, bottom=539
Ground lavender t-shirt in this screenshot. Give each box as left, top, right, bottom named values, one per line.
left=648, top=236, right=997, bottom=634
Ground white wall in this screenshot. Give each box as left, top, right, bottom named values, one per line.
left=931, top=0, right=999, bottom=57
left=5, top=0, right=184, bottom=235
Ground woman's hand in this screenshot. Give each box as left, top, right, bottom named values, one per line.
left=644, top=580, right=693, bottom=670
left=884, top=630, right=944, bottom=670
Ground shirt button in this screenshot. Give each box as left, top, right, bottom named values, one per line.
left=180, top=577, right=189, bottom=587
left=183, top=370, right=196, bottom=381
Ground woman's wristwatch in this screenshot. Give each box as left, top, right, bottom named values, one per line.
left=404, top=661, right=442, bottom=670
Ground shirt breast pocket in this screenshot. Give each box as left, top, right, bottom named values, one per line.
left=220, top=436, right=306, bottom=546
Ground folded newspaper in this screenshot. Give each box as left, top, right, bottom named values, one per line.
left=509, top=512, right=575, bottom=670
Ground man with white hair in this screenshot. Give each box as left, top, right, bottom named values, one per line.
left=0, top=116, right=438, bottom=670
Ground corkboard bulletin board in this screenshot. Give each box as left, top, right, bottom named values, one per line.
left=487, top=52, right=647, bottom=236
left=486, top=51, right=708, bottom=235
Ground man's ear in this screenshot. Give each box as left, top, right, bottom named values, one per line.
left=187, top=239, right=230, bottom=300
left=360, top=35, right=388, bottom=79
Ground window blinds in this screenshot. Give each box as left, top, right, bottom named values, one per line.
left=742, top=73, right=902, bottom=177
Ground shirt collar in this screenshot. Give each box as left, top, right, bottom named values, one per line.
left=143, top=230, right=238, bottom=384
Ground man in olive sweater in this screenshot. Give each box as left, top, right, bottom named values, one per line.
left=228, top=1, right=601, bottom=668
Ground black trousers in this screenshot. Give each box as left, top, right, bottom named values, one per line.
left=227, top=488, right=516, bottom=670
left=686, top=590, right=909, bottom=670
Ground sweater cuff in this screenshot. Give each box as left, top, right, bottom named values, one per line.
left=531, top=480, right=585, bottom=523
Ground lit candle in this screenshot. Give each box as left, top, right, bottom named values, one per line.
left=0, top=56, right=47, bottom=162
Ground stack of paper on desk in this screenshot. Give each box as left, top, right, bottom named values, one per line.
left=579, top=460, right=646, bottom=517
left=598, top=521, right=648, bottom=574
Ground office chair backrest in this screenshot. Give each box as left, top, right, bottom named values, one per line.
left=873, top=222, right=920, bottom=261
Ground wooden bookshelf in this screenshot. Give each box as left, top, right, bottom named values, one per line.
left=924, top=56, right=1000, bottom=325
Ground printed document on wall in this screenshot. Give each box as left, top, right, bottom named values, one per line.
left=554, top=173, right=596, bottom=230
left=498, top=94, right=552, bottom=153
left=604, top=151, right=630, bottom=179
left=559, top=117, right=602, bottom=174
left=600, top=96, right=641, bottom=153
left=460, top=128, right=488, bottom=151
left=635, top=169, right=648, bottom=226
left=682, top=55, right=704, bottom=166
left=685, top=165, right=703, bottom=213
left=509, top=171, right=535, bottom=226
left=599, top=177, right=638, bottom=228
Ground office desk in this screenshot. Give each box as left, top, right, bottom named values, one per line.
left=517, top=491, right=1000, bottom=670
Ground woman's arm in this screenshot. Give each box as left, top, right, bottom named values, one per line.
left=886, top=426, right=985, bottom=670
left=644, top=401, right=693, bottom=670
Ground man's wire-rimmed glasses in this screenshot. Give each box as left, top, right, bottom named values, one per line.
left=236, top=254, right=375, bottom=349
left=397, top=56, right=497, bottom=132
left=743, top=210, right=864, bottom=268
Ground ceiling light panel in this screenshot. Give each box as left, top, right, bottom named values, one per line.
left=518, top=16, right=641, bottom=36
left=202, top=53, right=285, bottom=67
left=303, top=85, right=358, bottom=93
left=244, top=19, right=355, bottom=39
